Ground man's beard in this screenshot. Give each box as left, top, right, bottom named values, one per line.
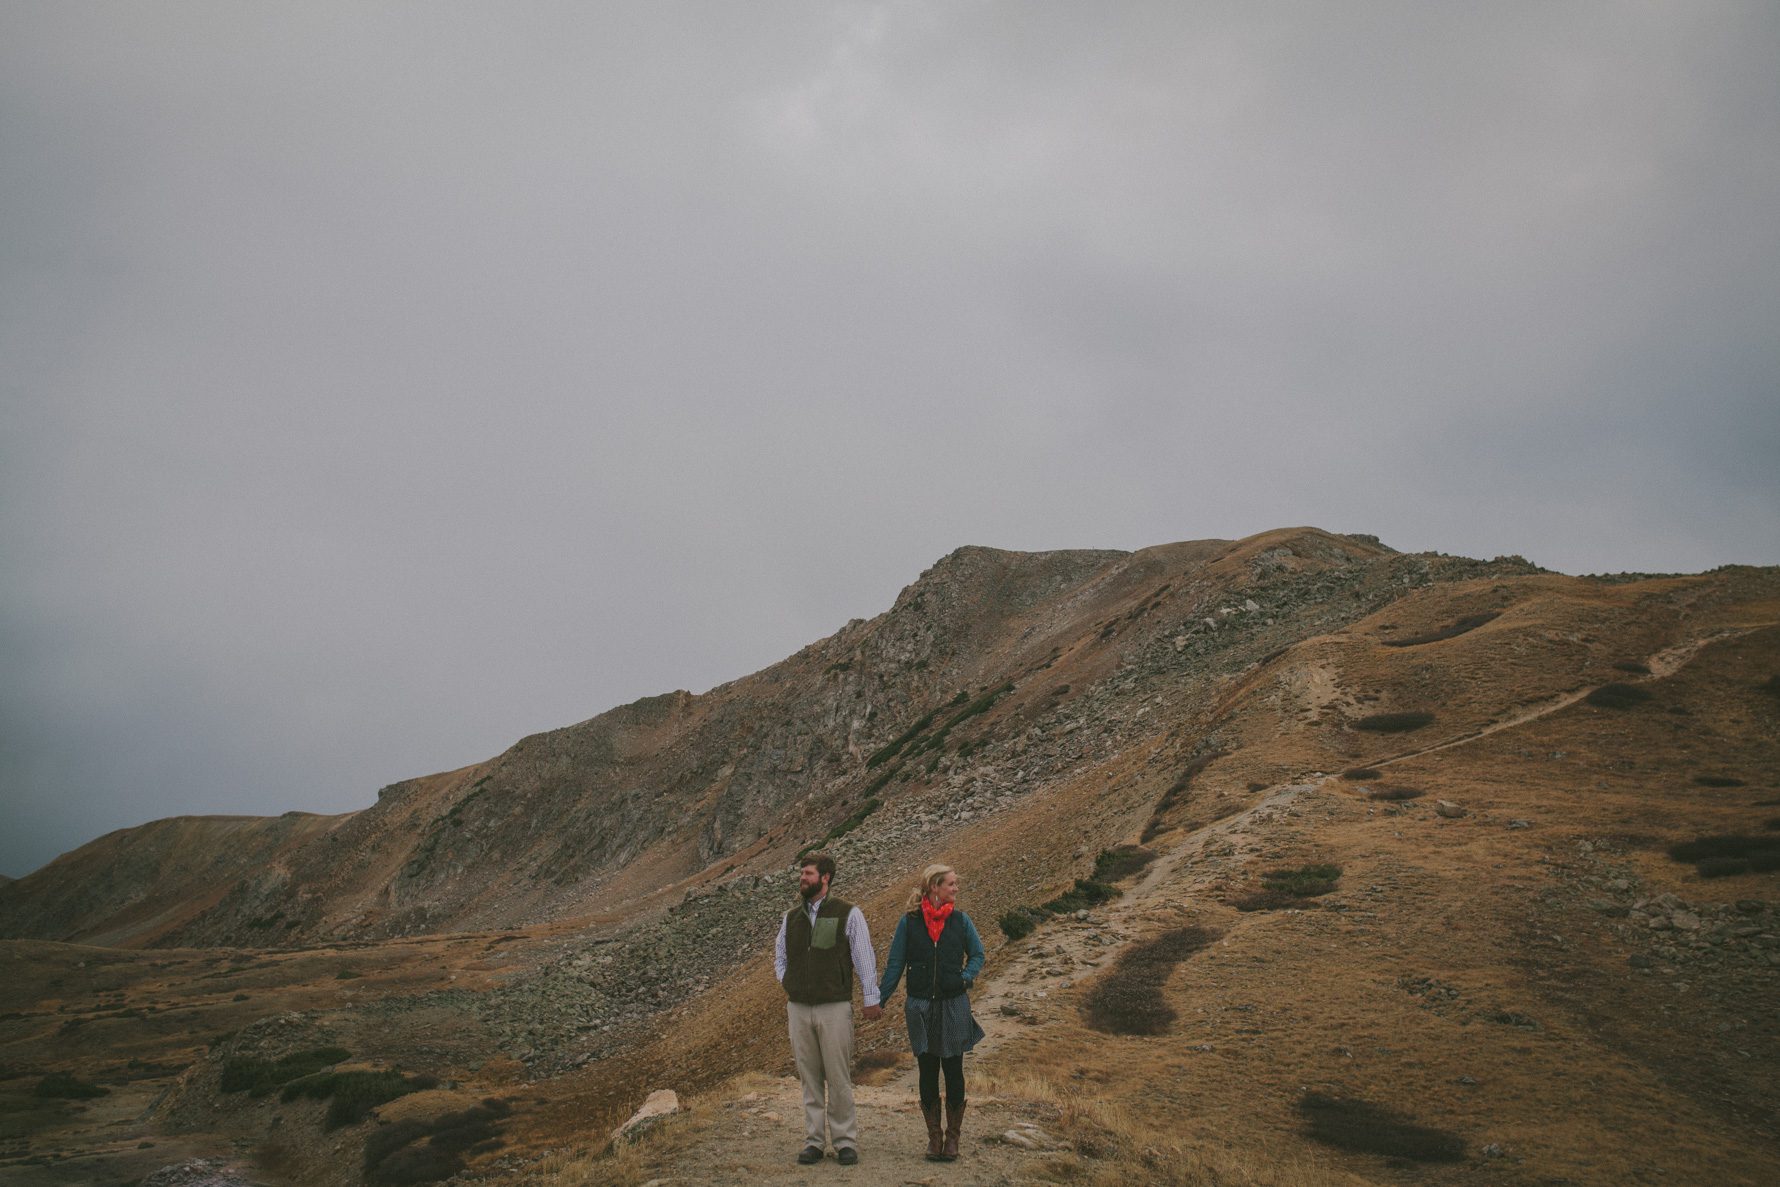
left=800, top=882, right=822, bottom=902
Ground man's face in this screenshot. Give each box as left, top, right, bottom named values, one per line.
left=799, top=863, right=829, bottom=901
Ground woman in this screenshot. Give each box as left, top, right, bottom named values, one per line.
left=877, top=863, right=986, bottom=1161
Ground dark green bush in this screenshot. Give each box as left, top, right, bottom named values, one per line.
left=1693, top=775, right=1746, bottom=788
left=219, top=1047, right=351, bottom=1096
left=1230, top=888, right=1314, bottom=912
left=866, top=708, right=940, bottom=768
left=1586, top=683, right=1652, bottom=709
left=1041, top=879, right=1120, bottom=915
left=1697, top=857, right=1751, bottom=878
left=1367, top=786, right=1424, bottom=801
left=822, top=797, right=880, bottom=844
left=1081, top=927, right=1215, bottom=1035
left=34, top=1073, right=108, bottom=1099
left=1091, top=845, right=1157, bottom=883
left=1353, top=712, right=1435, bottom=732
left=1341, top=768, right=1381, bottom=780
left=336, top=969, right=363, bottom=980
left=1262, top=863, right=1343, bottom=897
left=999, top=876, right=1121, bottom=941
left=364, top=1098, right=509, bottom=1185
left=1143, top=749, right=1226, bottom=841
left=1667, top=835, right=1779, bottom=862
left=1381, top=612, right=1499, bottom=648
left=1298, top=1092, right=1464, bottom=1162
left=1231, top=864, right=1342, bottom=911
left=282, top=1069, right=439, bottom=1129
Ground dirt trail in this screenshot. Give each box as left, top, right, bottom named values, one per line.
left=1367, top=627, right=1768, bottom=772
left=652, top=781, right=1321, bottom=1185
left=652, top=1076, right=1067, bottom=1186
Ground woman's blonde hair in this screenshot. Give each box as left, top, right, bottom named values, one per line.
left=905, top=863, right=956, bottom=911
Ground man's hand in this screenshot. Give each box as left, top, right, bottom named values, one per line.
left=862, top=1005, right=883, bottom=1021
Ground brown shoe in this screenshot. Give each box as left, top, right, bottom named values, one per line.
left=922, top=1103, right=944, bottom=1160
left=941, top=1100, right=965, bottom=1161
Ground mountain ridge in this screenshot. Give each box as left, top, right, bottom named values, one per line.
left=5, top=525, right=1780, bottom=1186
left=1, top=527, right=1401, bottom=947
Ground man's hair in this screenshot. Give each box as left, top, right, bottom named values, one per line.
left=801, top=852, right=836, bottom=885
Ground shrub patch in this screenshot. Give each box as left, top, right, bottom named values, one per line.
left=364, top=1098, right=509, bottom=1186
left=1341, top=768, right=1381, bottom=780
left=1263, top=863, right=1342, bottom=896
left=1143, top=749, right=1226, bottom=841
left=1586, top=683, right=1652, bottom=709
left=1381, top=611, right=1499, bottom=648
left=1693, top=775, right=1746, bottom=788
left=999, top=877, right=1124, bottom=940
left=282, top=1069, right=440, bottom=1129
left=1041, top=879, right=1120, bottom=915
left=1232, top=862, right=1342, bottom=911
left=1367, top=786, right=1424, bottom=801
left=1298, top=1091, right=1465, bottom=1162
left=219, top=1047, right=351, bottom=1097
left=1667, top=834, right=1780, bottom=879
left=1091, top=845, right=1157, bottom=883
left=1082, top=927, right=1216, bottom=1035
left=34, top=1073, right=107, bottom=1100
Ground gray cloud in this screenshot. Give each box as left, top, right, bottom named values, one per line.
left=3, top=2, right=1777, bottom=876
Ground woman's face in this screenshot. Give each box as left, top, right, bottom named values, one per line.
left=930, top=871, right=959, bottom=906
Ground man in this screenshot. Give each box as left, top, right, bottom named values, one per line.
left=774, top=852, right=882, bottom=1166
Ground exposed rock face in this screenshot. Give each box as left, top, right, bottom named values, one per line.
left=5, top=525, right=1765, bottom=956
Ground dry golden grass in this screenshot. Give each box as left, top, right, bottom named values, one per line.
left=976, top=1069, right=1374, bottom=1186
left=7, top=565, right=1780, bottom=1186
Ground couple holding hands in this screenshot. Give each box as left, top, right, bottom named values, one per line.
left=773, top=852, right=986, bottom=1166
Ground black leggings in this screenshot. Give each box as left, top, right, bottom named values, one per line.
left=917, top=1053, right=965, bottom=1110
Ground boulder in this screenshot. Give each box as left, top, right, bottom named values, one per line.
left=612, top=1089, right=681, bottom=1146
left=1434, top=800, right=1467, bottom=819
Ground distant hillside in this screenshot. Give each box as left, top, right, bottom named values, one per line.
left=0, top=526, right=1764, bottom=955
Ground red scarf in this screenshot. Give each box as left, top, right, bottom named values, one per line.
left=921, top=897, right=953, bottom=944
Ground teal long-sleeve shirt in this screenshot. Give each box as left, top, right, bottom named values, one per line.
left=878, top=910, right=986, bottom=1002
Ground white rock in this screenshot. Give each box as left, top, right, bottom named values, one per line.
left=1434, top=800, right=1467, bottom=819
left=611, top=1089, right=680, bottom=1145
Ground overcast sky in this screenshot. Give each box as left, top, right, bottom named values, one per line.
left=3, top=3, right=1776, bottom=878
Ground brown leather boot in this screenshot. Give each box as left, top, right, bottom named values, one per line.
left=941, top=1100, right=965, bottom=1161
left=922, top=1103, right=945, bottom=1160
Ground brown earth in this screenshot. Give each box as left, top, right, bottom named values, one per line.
left=2, top=529, right=1777, bottom=1185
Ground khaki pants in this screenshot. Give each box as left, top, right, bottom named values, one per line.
left=787, top=1000, right=857, bottom=1151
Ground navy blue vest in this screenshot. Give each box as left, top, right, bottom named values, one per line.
left=903, top=910, right=969, bottom=1000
